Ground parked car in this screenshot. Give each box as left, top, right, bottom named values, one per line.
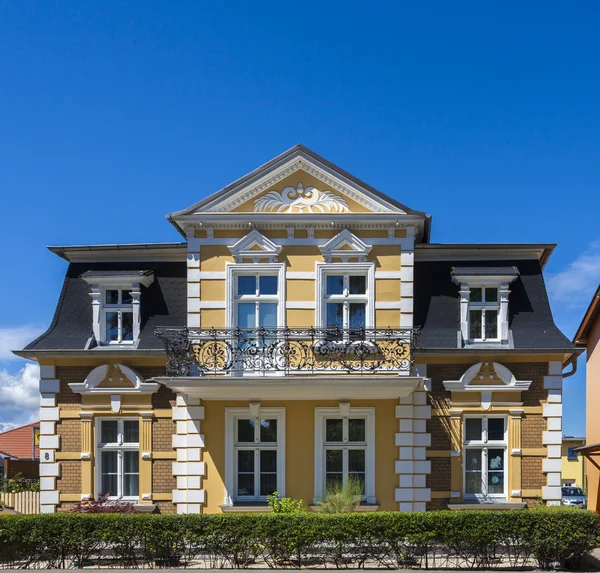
left=561, top=486, right=587, bottom=508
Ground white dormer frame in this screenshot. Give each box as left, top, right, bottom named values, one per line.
left=228, top=229, right=282, bottom=263
left=82, top=273, right=154, bottom=346
left=451, top=271, right=518, bottom=346
left=319, top=229, right=372, bottom=263
left=443, top=361, right=532, bottom=410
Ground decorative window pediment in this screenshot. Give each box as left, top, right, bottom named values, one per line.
left=228, top=229, right=282, bottom=263
left=443, top=362, right=531, bottom=410
left=319, top=229, right=372, bottom=263
left=69, top=364, right=160, bottom=395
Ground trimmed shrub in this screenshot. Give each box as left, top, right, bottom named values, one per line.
left=0, top=508, right=597, bottom=569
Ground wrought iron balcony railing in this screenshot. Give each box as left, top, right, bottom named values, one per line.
left=154, top=327, right=420, bottom=377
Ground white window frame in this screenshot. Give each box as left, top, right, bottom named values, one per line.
left=315, top=262, right=375, bottom=331
left=224, top=407, right=286, bottom=506
left=463, top=415, right=508, bottom=501
left=467, top=286, right=500, bottom=343
left=225, top=263, right=286, bottom=330
left=314, top=406, right=376, bottom=505
left=101, top=287, right=135, bottom=345
left=95, top=417, right=140, bottom=501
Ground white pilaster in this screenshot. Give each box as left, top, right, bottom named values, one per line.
left=39, top=365, right=60, bottom=513
left=542, top=361, right=563, bottom=505
left=399, top=226, right=416, bottom=329
left=186, top=225, right=201, bottom=329
left=172, top=393, right=205, bottom=514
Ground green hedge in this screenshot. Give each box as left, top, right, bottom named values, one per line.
left=0, top=508, right=597, bottom=569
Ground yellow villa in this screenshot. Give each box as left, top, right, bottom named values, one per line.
left=15, top=145, right=576, bottom=513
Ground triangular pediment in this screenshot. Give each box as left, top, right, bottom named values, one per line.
left=228, top=229, right=282, bottom=263
left=320, top=229, right=372, bottom=262
left=171, top=146, right=424, bottom=218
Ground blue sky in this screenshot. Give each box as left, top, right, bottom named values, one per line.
left=0, top=2, right=598, bottom=435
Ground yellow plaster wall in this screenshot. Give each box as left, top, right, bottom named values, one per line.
left=287, top=280, right=316, bottom=301
left=376, top=279, right=400, bottom=301
left=202, top=399, right=399, bottom=514
left=201, top=280, right=226, bottom=301
left=201, top=309, right=226, bottom=329
left=562, top=441, right=586, bottom=488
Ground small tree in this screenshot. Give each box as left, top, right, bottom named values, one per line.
left=317, top=477, right=363, bottom=513
left=266, top=491, right=305, bottom=513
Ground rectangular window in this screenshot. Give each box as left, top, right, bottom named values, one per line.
left=323, top=273, right=368, bottom=334
left=97, top=418, right=139, bottom=499
left=103, top=289, right=134, bottom=344
left=234, top=274, right=280, bottom=333
left=229, top=412, right=284, bottom=502
left=468, top=287, right=500, bottom=341
left=464, top=416, right=507, bottom=499
left=323, top=417, right=367, bottom=495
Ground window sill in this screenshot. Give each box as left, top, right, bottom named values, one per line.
left=219, top=503, right=272, bottom=513
left=309, top=504, right=379, bottom=512
left=133, top=503, right=157, bottom=513
left=447, top=502, right=527, bottom=511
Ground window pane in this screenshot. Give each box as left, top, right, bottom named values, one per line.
left=237, top=303, right=256, bottom=329
left=488, top=471, right=504, bottom=494
left=122, top=312, right=134, bottom=341
left=258, top=304, right=277, bottom=329
left=326, top=449, right=343, bottom=472
left=259, top=419, right=277, bottom=442
left=485, top=310, right=498, bottom=339
left=349, top=303, right=366, bottom=328
left=101, top=451, right=118, bottom=496
left=260, top=450, right=277, bottom=472
left=465, top=418, right=482, bottom=442
left=238, top=450, right=254, bottom=472
left=124, top=420, right=139, bottom=443
left=106, top=312, right=119, bottom=341
left=485, top=288, right=498, bottom=302
left=259, top=275, right=278, bottom=295
left=349, top=276, right=366, bottom=295
left=348, top=419, right=365, bottom=442
left=348, top=449, right=365, bottom=473
left=326, top=473, right=343, bottom=491
left=121, top=290, right=133, bottom=304
left=101, top=420, right=118, bottom=444
left=326, top=275, right=344, bottom=295
left=237, top=475, right=255, bottom=497
left=470, top=287, right=483, bottom=302
left=105, top=290, right=119, bottom=304
left=469, top=311, right=482, bottom=339
left=123, top=451, right=139, bottom=497
left=237, top=275, right=256, bottom=296
left=465, top=471, right=483, bottom=495
left=326, top=419, right=343, bottom=442
left=488, top=449, right=504, bottom=471
left=260, top=472, right=277, bottom=496
left=237, top=419, right=255, bottom=442
left=349, top=473, right=366, bottom=495
left=466, top=448, right=482, bottom=471
left=326, top=303, right=344, bottom=328
left=488, top=418, right=504, bottom=441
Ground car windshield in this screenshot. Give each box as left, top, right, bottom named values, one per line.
left=562, top=487, right=585, bottom=496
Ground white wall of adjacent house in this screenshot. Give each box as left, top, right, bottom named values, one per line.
left=542, top=361, right=563, bottom=504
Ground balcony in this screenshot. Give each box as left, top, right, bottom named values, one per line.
left=154, top=327, right=420, bottom=377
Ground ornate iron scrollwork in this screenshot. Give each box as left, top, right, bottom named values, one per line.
left=155, top=326, right=420, bottom=377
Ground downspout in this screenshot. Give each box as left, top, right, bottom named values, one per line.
left=562, top=354, right=578, bottom=378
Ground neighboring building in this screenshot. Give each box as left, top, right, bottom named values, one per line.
left=14, top=145, right=575, bottom=514
left=0, top=422, right=39, bottom=461
left=572, top=284, right=600, bottom=511
left=561, top=436, right=586, bottom=488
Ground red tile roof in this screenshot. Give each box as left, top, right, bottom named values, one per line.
left=0, top=422, right=40, bottom=459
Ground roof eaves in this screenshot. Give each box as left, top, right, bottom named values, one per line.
left=573, top=284, right=600, bottom=346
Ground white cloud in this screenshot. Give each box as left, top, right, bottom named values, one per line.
left=0, top=363, right=40, bottom=431
left=547, top=241, right=600, bottom=310
left=0, top=325, right=46, bottom=361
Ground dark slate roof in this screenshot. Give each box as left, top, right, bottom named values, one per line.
left=24, top=262, right=186, bottom=351
left=81, top=270, right=154, bottom=279
left=451, top=266, right=519, bottom=277
left=414, top=259, right=573, bottom=350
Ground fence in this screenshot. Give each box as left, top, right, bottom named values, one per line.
left=0, top=491, right=40, bottom=514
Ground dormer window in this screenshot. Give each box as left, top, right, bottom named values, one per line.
left=451, top=267, right=519, bottom=347
left=82, top=270, right=154, bottom=347
left=468, top=287, right=499, bottom=342
left=104, top=289, right=134, bottom=343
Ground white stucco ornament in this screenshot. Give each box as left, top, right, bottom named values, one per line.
left=254, top=183, right=349, bottom=213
